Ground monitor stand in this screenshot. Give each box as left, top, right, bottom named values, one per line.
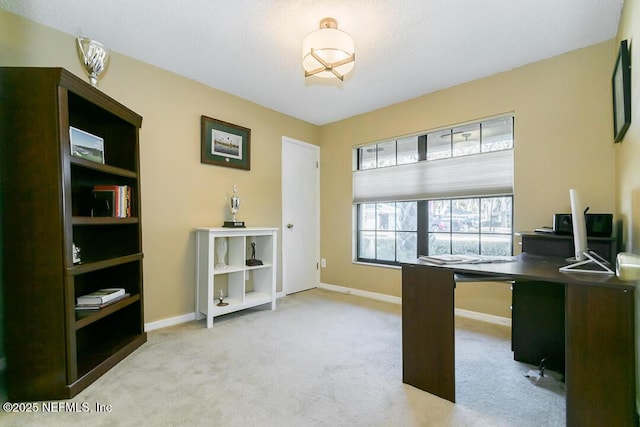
left=559, top=250, right=614, bottom=274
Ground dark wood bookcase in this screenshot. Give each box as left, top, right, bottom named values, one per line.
left=0, top=67, right=146, bottom=401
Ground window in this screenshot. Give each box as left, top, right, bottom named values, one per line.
left=357, top=136, right=418, bottom=170
left=358, top=202, right=418, bottom=264
left=354, top=115, right=514, bottom=265
left=427, top=196, right=513, bottom=256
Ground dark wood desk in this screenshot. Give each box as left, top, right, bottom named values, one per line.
left=402, top=253, right=637, bottom=427
left=518, top=231, right=618, bottom=264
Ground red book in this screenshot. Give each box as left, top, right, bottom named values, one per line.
left=126, top=186, right=132, bottom=217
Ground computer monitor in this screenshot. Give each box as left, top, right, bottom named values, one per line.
left=559, top=188, right=613, bottom=274
left=569, top=188, right=588, bottom=262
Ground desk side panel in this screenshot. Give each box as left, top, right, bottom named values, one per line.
left=566, top=284, right=636, bottom=426
left=402, top=265, right=455, bottom=402
left=511, top=281, right=565, bottom=372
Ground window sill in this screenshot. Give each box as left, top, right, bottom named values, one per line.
left=352, top=260, right=402, bottom=270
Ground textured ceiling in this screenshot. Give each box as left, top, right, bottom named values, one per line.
left=1, top=0, right=624, bottom=125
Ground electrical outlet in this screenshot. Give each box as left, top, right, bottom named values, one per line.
left=321, top=258, right=326, bottom=268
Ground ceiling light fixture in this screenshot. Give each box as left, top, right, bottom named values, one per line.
left=302, top=17, right=355, bottom=81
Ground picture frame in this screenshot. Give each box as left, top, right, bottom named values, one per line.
left=201, top=115, right=251, bottom=170
left=612, top=39, right=631, bottom=143
left=69, top=126, right=105, bottom=164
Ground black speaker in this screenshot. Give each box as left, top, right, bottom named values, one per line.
left=552, top=213, right=613, bottom=237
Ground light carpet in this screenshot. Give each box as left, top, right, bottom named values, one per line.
left=0, top=288, right=565, bottom=426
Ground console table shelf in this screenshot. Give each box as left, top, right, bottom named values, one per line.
left=195, top=227, right=278, bottom=328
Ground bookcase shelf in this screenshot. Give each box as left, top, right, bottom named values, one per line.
left=0, top=67, right=146, bottom=401
left=75, top=294, right=142, bottom=329
left=195, top=227, right=278, bottom=328
left=70, top=156, right=138, bottom=178
left=72, top=216, right=140, bottom=225
left=67, top=253, right=144, bottom=275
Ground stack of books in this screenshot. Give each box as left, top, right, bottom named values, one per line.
left=76, top=288, right=129, bottom=310
left=92, top=185, right=132, bottom=218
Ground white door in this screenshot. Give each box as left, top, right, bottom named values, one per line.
left=282, top=137, right=320, bottom=294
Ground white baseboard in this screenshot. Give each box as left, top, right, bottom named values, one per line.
left=145, top=312, right=196, bottom=332
left=319, top=282, right=402, bottom=305
left=455, top=308, right=512, bottom=327
left=319, top=282, right=511, bottom=327
left=145, top=292, right=285, bottom=332
left=143, top=284, right=511, bottom=332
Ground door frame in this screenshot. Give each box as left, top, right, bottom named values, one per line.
left=281, top=136, right=320, bottom=296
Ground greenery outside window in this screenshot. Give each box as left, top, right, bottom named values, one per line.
left=357, top=196, right=512, bottom=265
left=358, top=201, right=418, bottom=264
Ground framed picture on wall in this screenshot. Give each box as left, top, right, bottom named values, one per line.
left=612, top=39, right=631, bottom=143
left=201, top=115, right=251, bottom=170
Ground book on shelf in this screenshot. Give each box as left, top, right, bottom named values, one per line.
left=125, top=185, right=131, bottom=217
left=75, top=293, right=130, bottom=310
left=91, top=185, right=132, bottom=218
left=76, top=288, right=126, bottom=305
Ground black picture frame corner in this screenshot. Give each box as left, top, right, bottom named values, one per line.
left=612, top=39, right=631, bottom=143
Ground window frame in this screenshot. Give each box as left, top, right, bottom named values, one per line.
left=353, top=114, right=514, bottom=267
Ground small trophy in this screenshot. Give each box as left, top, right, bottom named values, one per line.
left=72, top=243, right=82, bottom=264
left=246, top=242, right=263, bottom=266
left=217, top=289, right=229, bottom=306
left=223, top=184, right=245, bottom=228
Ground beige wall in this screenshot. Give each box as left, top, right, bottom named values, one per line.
left=0, top=11, right=319, bottom=323
left=320, top=40, right=617, bottom=317
left=616, top=0, right=640, bottom=252
left=614, top=0, right=640, bottom=412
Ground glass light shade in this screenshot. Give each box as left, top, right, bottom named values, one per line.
left=302, top=25, right=355, bottom=79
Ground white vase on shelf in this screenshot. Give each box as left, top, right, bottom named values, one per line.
left=215, top=237, right=228, bottom=269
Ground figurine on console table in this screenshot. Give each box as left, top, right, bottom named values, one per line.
left=217, top=289, right=229, bottom=306
left=246, top=242, right=263, bottom=266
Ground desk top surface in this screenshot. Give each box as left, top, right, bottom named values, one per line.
left=517, top=231, right=616, bottom=241
left=403, top=253, right=635, bottom=290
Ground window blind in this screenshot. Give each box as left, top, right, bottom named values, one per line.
left=353, top=149, right=513, bottom=203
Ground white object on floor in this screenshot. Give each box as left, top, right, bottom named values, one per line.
left=525, top=368, right=565, bottom=391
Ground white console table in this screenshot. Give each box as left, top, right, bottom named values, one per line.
left=195, top=227, right=278, bottom=328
